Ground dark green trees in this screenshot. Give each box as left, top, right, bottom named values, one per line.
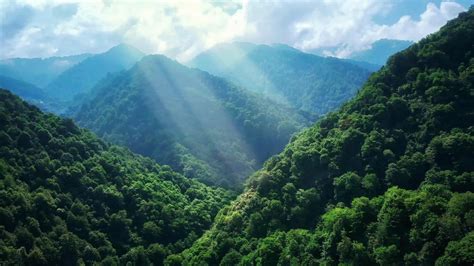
left=0, top=89, right=232, bottom=265
left=178, top=8, right=474, bottom=265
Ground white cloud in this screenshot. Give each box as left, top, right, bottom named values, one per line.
left=0, top=0, right=468, bottom=61
left=368, top=2, right=467, bottom=41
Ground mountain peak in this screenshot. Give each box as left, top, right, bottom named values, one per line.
left=106, top=43, right=144, bottom=56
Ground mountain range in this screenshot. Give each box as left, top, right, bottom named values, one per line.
left=46, top=44, right=145, bottom=101
left=0, top=53, right=91, bottom=88
left=177, top=8, right=474, bottom=265
left=349, top=39, right=414, bottom=66
left=0, top=7, right=472, bottom=265
left=73, top=55, right=312, bottom=188
left=189, top=42, right=372, bottom=115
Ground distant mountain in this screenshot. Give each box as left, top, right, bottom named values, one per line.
left=74, top=55, right=311, bottom=188
left=46, top=44, right=145, bottom=101
left=349, top=39, right=414, bottom=65
left=189, top=42, right=371, bottom=115
left=0, top=53, right=90, bottom=87
left=0, top=89, right=232, bottom=265
left=179, top=9, right=474, bottom=265
left=0, top=75, right=69, bottom=114
left=0, top=75, right=47, bottom=101
left=340, top=58, right=382, bottom=72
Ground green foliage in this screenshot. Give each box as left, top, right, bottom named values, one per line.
left=0, top=89, right=232, bottom=265
left=74, top=55, right=311, bottom=189
left=179, top=9, right=474, bottom=265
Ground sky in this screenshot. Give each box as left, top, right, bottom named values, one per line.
left=0, top=0, right=472, bottom=61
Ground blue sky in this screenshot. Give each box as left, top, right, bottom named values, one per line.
left=0, top=0, right=472, bottom=61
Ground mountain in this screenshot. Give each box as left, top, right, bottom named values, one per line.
left=0, top=75, right=47, bottom=102
left=0, top=54, right=90, bottom=88
left=0, top=89, right=232, bottom=265
left=340, top=58, right=382, bottom=72
left=349, top=39, right=414, bottom=65
left=0, top=76, right=72, bottom=114
left=189, top=42, right=371, bottom=115
left=46, top=44, right=145, bottom=101
left=177, top=9, right=474, bottom=265
left=74, top=55, right=311, bottom=189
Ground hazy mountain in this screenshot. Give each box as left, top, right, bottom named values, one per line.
left=178, top=9, right=474, bottom=265
left=340, top=58, right=382, bottom=72
left=74, top=55, right=312, bottom=188
left=0, top=53, right=90, bottom=88
left=349, top=39, right=414, bottom=65
left=0, top=89, right=232, bottom=264
left=46, top=44, right=145, bottom=101
left=0, top=75, right=47, bottom=101
left=189, top=42, right=371, bottom=115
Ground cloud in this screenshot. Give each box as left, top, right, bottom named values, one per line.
left=0, top=2, right=34, bottom=40
left=0, top=0, right=468, bottom=60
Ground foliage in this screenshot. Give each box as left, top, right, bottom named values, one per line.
left=0, top=89, right=233, bottom=265
left=178, top=9, right=474, bottom=265
left=74, top=55, right=311, bottom=189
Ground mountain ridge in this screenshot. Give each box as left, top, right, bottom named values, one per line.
left=46, top=44, right=145, bottom=101
left=177, top=8, right=474, bottom=265
left=74, top=53, right=312, bottom=188
left=190, top=41, right=372, bottom=115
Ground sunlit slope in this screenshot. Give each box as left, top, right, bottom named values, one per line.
left=190, top=42, right=371, bottom=115
left=0, top=89, right=232, bottom=264
left=177, top=9, right=474, bottom=265
left=74, top=55, right=311, bottom=188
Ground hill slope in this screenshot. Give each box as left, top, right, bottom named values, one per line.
left=0, top=75, right=47, bottom=102
left=74, top=55, right=311, bottom=189
left=189, top=43, right=371, bottom=115
left=178, top=9, right=474, bottom=265
left=0, top=89, right=232, bottom=264
left=0, top=54, right=90, bottom=88
left=46, top=44, right=144, bottom=101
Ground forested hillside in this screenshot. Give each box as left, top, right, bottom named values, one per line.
left=74, top=55, right=311, bottom=189
left=177, top=9, right=474, bottom=265
left=190, top=42, right=371, bottom=115
left=0, top=89, right=232, bottom=265
left=46, top=44, right=144, bottom=101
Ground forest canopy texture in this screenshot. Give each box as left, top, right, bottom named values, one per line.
left=176, top=8, right=474, bottom=265
left=0, top=90, right=232, bottom=265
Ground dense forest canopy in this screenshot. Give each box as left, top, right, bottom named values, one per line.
left=74, top=55, right=311, bottom=189
left=177, top=8, right=474, bottom=265
left=190, top=42, right=371, bottom=115
left=0, top=89, right=233, bottom=265
left=1, top=3, right=473, bottom=266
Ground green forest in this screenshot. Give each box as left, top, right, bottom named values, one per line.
left=0, top=3, right=473, bottom=266
left=74, top=55, right=312, bottom=189
left=0, top=90, right=232, bottom=264
left=176, top=8, right=474, bottom=265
